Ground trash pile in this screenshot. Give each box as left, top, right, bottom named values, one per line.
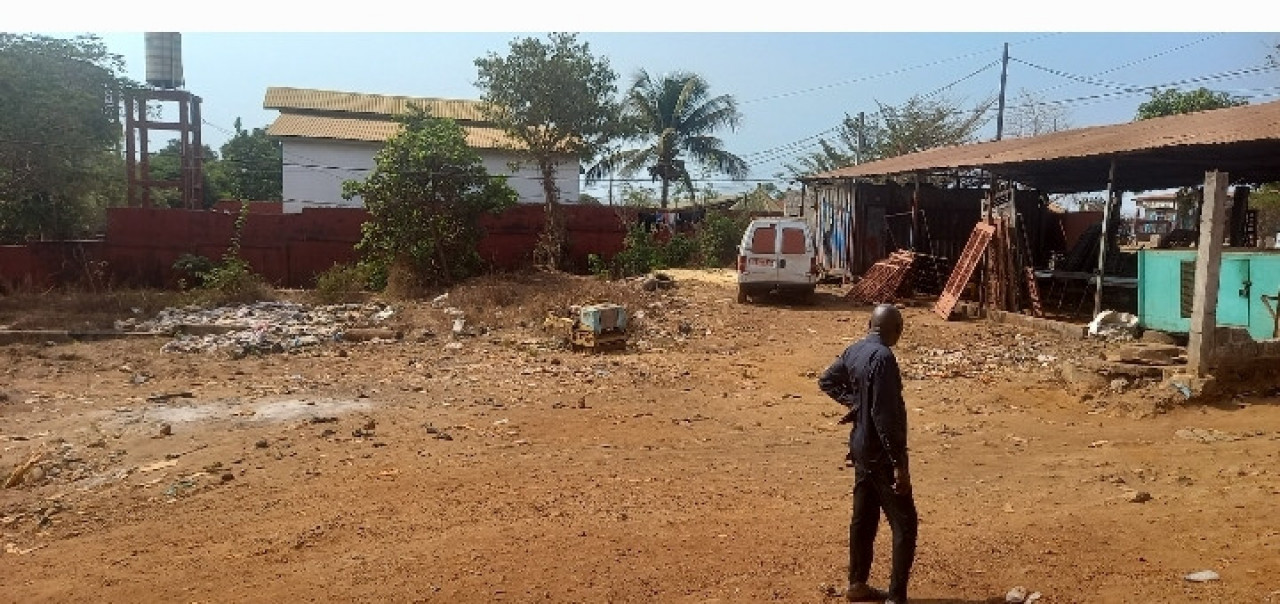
left=116, top=302, right=396, bottom=355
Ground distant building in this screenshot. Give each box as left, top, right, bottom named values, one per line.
left=263, top=87, right=579, bottom=213
left=1134, top=191, right=1178, bottom=222
left=1132, top=190, right=1178, bottom=240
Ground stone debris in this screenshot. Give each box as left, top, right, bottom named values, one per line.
left=1183, top=570, right=1220, bottom=582
left=117, top=302, right=396, bottom=355
left=900, top=330, right=1090, bottom=379
left=1175, top=428, right=1242, bottom=443
left=1125, top=490, right=1152, bottom=503
left=1004, top=587, right=1043, bottom=604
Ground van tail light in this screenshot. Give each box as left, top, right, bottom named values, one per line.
left=737, top=255, right=746, bottom=273
left=810, top=257, right=818, bottom=275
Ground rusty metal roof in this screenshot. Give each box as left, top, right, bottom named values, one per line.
left=266, top=114, right=519, bottom=150
left=264, top=87, right=488, bottom=122
left=806, top=99, right=1280, bottom=193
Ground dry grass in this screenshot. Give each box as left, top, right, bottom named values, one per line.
left=0, top=288, right=190, bottom=330
left=445, top=270, right=653, bottom=330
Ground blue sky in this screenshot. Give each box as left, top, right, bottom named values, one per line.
left=23, top=23, right=1280, bottom=202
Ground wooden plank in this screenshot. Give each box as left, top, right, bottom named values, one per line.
left=934, top=223, right=995, bottom=320
left=1025, top=266, right=1044, bottom=317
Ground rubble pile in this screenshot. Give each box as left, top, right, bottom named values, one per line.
left=900, top=332, right=1074, bottom=379
left=117, top=302, right=396, bottom=355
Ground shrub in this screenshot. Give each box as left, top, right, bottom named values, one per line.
left=313, top=262, right=373, bottom=304
left=197, top=257, right=272, bottom=305
left=696, top=212, right=750, bottom=268
left=587, top=253, right=610, bottom=279
left=655, top=232, right=697, bottom=269
left=612, top=223, right=658, bottom=278
left=173, top=253, right=215, bottom=288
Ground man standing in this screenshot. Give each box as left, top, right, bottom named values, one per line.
left=818, top=304, right=918, bottom=603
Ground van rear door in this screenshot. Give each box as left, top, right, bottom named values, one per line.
left=743, top=223, right=779, bottom=283
left=778, top=224, right=812, bottom=285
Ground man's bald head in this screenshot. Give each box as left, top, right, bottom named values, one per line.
left=868, top=304, right=904, bottom=347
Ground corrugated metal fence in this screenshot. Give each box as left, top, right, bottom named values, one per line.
left=0, top=204, right=637, bottom=289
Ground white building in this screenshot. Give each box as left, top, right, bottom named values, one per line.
left=263, top=87, right=580, bottom=212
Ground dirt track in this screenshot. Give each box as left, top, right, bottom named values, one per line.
left=2, top=272, right=1278, bottom=603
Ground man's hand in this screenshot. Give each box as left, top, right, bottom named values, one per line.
left=892, top=466, right=912, bottom=495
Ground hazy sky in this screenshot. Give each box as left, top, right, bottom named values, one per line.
left=22, top=19, right=1280, bottom=201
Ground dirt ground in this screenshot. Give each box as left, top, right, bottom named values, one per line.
left=2, top=270, right=1278, bottom=603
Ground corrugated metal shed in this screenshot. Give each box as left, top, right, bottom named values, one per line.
left=266, top=114, right=517, bottom=149
left=264, top=87, right=487, bottom=122
left=808, top=99, right=1280, bottom=193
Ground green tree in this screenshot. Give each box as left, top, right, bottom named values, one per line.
left=474, top=32, right=622, bottom=269
left=619, top=183, right=658, bottom=208
left=220, top=118, right=282, bottom=201
left=0, top=33, right=132, bottom=242
left=147, top=139, right=226, bottom=208
left=594, top=70, right=747, bottom=209
left=342, top=107, right=517, bottom=287
left=1134, top=87, right=1246, bottom=120
left=874, top=95, right=992, bottom=158
left=783, top=95, right=991, bottom=179
left=780, top=137, right=857, bottom=180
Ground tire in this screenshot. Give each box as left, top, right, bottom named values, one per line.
left=737, top=286, right=749, bottom=304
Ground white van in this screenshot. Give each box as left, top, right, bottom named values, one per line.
left=736, top=217, right=818, bottom=303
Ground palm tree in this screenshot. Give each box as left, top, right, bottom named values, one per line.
left=590, top=70, right=748, bottom=209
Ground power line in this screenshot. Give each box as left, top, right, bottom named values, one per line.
left=922, top=61, right=1000, bottom=99
left=1007, top=63, right=1280, bottom=109
left=742, top=52, right=996, bottom=105
left=738, top=62, right=1001, bottom=170
left=1029, top=33, right=1222, bottom=97
left=1009, top=57, right=1140, bottom=92
left=740, top=33, right=1062, bottom=106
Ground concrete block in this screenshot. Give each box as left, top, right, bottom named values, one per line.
left=1141, top=330, right=1179, bottom=345
left=1060, top=361, right=1109, bottom=396
left=1106, top=343, right=1185, bottom=365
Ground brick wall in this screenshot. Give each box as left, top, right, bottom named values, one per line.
left=1212, top=326, right=1280, bottom=368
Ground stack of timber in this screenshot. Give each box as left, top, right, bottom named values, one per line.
left=934, top=217, right=1045, bottom=320
left=933, top=223, right=994, bottom=319
left=904, top=253, right=954, bottom=296
left=847, top=250, right=917, bottom=304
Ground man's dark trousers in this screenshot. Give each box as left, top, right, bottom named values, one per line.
left=849, top=461, right=918, bottom=602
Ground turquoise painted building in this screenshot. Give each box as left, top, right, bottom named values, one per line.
left=1137, top=249, right=1280, bottom=341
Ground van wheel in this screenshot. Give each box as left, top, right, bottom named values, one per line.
left=802, top=286, right=816, bottom=305
left=737, top=286, right=749, bottom=304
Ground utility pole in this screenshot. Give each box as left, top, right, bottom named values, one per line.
left=855, top=111, right=866, bottom=165
left=996, top=42, right=1009, bottom=141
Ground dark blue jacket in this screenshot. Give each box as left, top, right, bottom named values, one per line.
left=817, top=333, right=909, bottom=469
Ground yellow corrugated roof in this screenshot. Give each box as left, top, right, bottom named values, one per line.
left=264, top=86, right=488, bottom=122
left=266, top=114, right=519, bottom=150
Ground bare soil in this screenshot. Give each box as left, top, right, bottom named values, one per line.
left=1, top=271, right=1278, bottom=603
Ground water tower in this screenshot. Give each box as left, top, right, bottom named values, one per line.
left=125, top=32, right=204, bottom=209
left=144, top=32, right=184, bottom=89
